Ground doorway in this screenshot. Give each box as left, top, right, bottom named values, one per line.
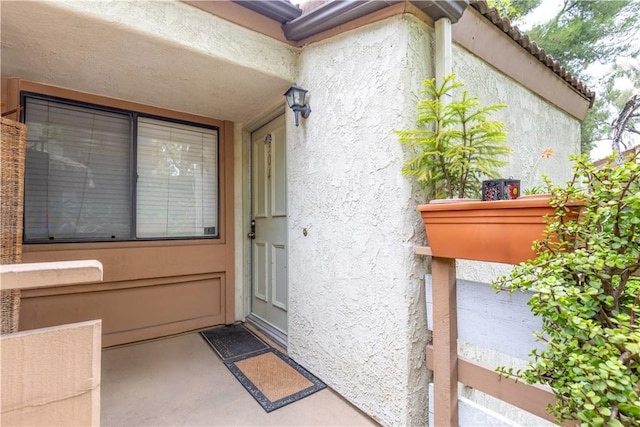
left=247, top=114, right=288, bottom=347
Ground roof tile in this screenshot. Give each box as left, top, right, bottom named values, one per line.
left=470, top=0, right=595, bottom=105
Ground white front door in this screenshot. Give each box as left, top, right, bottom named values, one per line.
left=249, top=115, right=288, bottom=345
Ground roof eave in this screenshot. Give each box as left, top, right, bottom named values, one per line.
left=241, top=0, right=469, bottom=42
left=410, top=0, right=470, bottom=23
left=232, top=0, right=302, bottom=24
left=282, top=1, right=402, bottom=42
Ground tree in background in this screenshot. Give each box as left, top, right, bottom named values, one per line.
left=488, top=0, right=640, bottom=155
left=608, top=64, right=640, bottom=154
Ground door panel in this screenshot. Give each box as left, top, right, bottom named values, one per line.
left=254, top=242, right=268, bottom=301
left=271, top=128, right=287, bottom=216
left=251, top=115, right=287, bottom=335
left=272, top=243, right=287, bottom=310
left=254, top=138, right=268, bottom=218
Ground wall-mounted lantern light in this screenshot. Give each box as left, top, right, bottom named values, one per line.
left=284, top=83, right=311, bottom=127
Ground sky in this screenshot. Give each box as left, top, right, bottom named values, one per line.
left=517, top=0, right=563, bottom=30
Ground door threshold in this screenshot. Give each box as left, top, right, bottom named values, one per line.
left=246, top=314, right=288, bottom=349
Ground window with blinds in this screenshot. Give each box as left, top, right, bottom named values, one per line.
left=22, top=94, right=219, bottom=242
left=137, top=118, right=218, bottom=238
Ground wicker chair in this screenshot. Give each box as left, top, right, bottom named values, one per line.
left=1, top=117, right=27, bottom=334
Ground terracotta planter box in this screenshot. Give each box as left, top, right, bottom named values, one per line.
left=418, top=197, right=579, bottom=264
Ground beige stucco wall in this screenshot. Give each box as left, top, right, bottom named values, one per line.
left=287, top=15, right=432, bottom=426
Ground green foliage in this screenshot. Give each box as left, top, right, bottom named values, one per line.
left=522, top=185, right=545, bottom=195
left=493, top=151, right=640, bottom=425
left=396, top=74, right=511, bottom=199
left=487, top=0, right=540, bottom=20
left=525, top=0, right=640, bottom=78
left=580, top=98, right=610, bottom=154
left=601, top=64, right=640, bottom=153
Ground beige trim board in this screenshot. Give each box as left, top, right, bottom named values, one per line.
left=182, top=1, right=431, bottom=48
left=22, top=272, right=221, bottom=298
left=0, top=260, right=103, bottom=290
left=453, top=7, right=591, bottom=120
left=1, top=78, right=21, bottom=121
left=223, top=120, right=236, bottom=324
left=22, top=242, right=230, bottom=284
left=182, top=0, right=293, bottom=45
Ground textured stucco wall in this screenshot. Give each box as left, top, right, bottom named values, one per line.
left=452, top=44, right=582, bottom=283
left=39, top=0, right=298, bottom=81
left=287, top=15, right=432, bottom=426
left=2, top=0, right=297, bottom=122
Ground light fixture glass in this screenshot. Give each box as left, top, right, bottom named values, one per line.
left=284, top=83, right=311, bottom=127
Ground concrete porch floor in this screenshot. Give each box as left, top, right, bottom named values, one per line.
left=101, top=328, right=378, bottom=426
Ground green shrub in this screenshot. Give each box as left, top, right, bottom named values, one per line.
left=494, top=151, right=640, bottom=426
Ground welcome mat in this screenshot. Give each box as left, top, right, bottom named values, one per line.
left=200, top=324, right=326, bottom=412
left=226, top=348, right=326, bottom=412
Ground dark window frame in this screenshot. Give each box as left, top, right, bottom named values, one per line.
left=20, top=91, right=221, bottom=243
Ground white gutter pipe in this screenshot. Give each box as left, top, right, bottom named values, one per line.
left=435, top=17, right=453, bottom=94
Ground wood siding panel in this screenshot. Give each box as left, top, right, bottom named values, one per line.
left=23, top=243, right=229, bottom=283
left=20, top=275, right=224, bottom=347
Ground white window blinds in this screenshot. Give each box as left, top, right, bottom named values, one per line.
left=22, top=95, right=220, bottom=242
left=136, top=117, right=218, bottom=238
left=23, top=98, right=131, bottom=241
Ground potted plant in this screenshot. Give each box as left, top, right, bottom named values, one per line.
left=493, top=151, right=640, bottom=425
left=397, top=74, right=579, bottom=264
left=396, top=73, right=510, bottom=200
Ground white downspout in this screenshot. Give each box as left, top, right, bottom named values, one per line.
left=435, top=17, right=452, bottom=90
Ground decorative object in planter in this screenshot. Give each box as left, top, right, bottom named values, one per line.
left=492, top=152, right=640, bottom=425
left=482, top=178, right=520, bottom=201
left=396, top=73, right=511, bottom=200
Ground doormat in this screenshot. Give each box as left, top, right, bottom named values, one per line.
left=200, top=323, right=269, bottom=360
left=200, top=324, right=326, bottom=412
left=225, top=348, right=326, bottom=412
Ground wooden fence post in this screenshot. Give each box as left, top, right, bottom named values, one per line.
left=432, top=256, right=458, bottom=426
